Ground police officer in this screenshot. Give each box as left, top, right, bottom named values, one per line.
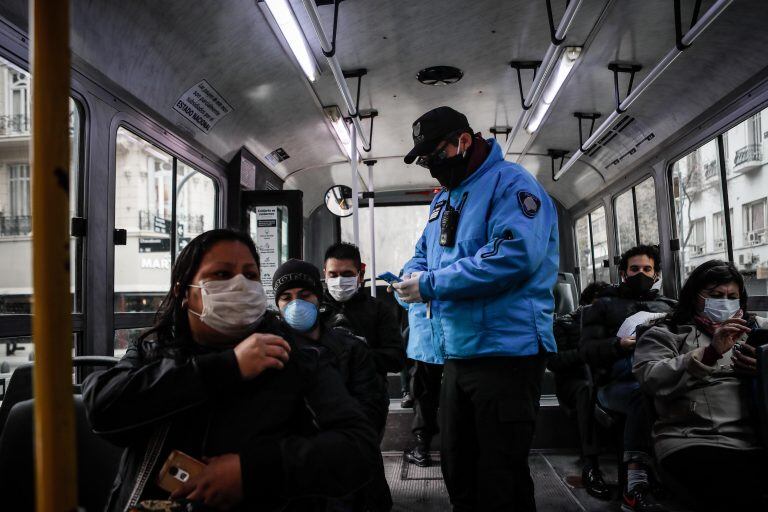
left=393, top=106, right=559, bottom=512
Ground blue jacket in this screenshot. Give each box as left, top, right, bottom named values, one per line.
left=403, top=138, right=559, bottom=359
left=397, top=299, right=445, bottom=365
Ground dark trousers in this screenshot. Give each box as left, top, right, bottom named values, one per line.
left=440, top=355, right=546, bottom=512
left=597, top=379, right=652, bottom=464
left=410, top=360, right=443, bottom=441
left=554, top=368, right=599, bottom=460
left=661, top=446, right=768, bottom=510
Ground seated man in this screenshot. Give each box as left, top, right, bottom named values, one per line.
left=580, top=245, right=676, bottom=512
left=548, top=281, right=610, bottom=500
left=273, top=259, right=391, bottom=512
left=320, top=242, right=406, bottom=404
left=634, top=260, right=768, bottom=511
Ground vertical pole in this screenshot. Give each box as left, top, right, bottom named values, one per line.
left=30, top=0, right=78, bottom=511
left=366, top=161, right=376, bottom=298
left=716, top=135, right=734, bottom=263
left=350, top=121, right=360, bottom=247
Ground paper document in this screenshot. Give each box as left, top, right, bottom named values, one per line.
left=617, top=311, right=667, bottom=338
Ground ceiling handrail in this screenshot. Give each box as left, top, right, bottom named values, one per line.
left=553, top=0, right=733, bottom=181
left=301, top=0, right=371, bottom=153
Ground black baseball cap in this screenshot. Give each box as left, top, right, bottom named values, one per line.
left=404, top=106, right=471, bottom=164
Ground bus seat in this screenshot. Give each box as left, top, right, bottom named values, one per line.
left=0, top=396, right=123, bottom=511
left=756, top=345, right=768, bottom=448
left=553, top=272, right=579, bottom=317
left=0, top=356, right=119, bottom=438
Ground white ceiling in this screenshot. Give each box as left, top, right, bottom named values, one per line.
left=2, top=0, right=767, bottom=214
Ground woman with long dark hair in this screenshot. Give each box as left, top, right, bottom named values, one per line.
left=634, top=259, right=768, bottom=510
left=83, top=229, right=378, bottom=511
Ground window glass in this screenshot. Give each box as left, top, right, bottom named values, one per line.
left=614, top=189, right=635, bottom=255
left=340, top=204, right=431, bottom=282
left=114, top=328, right=145, bottom=359
left=635, top=177, right=659, bottom=246
left=671, top=139, right=724, bottom=281
left=0, top=59, right=82, bottom=315
left=591, top=207, right=610, bottom=284
left=176, top=161, right=216, bottom=254
left=724, top=111, right=767, bottom=298
left=575, top=214, right=593, bottom=290
left=0, top=334, right=79, bottom=402
left=114, top=128, right=173, bottom=313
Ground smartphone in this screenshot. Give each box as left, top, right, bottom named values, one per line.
left=746, top=328, right=768, bottom=348
left=377, top=272, right=402, bottom=284
left=156, top=450, right=206, bottom=494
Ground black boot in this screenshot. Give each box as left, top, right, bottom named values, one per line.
left=405, top=433, right=432, bottom=467
left=400, top=392, right=414, bottom=409
left=582, top=465, right=610, bottom=500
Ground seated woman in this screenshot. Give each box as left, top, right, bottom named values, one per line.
left=83, top=229, right=378, bottom=512
left=634, top=259, right=768, bottom=511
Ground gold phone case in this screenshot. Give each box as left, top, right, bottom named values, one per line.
left=156, top=450, right=206, bottom=494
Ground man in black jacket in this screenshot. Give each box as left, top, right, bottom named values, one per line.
left=549, top=280, right=610, bottom=500
left=320, top=242, right=406, bottom=401
left=274, top=259, right=392, bottom=512
left=580, top=245, right=676, bottom=512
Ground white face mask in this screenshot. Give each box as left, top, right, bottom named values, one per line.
left=188, top=274, right=267, bottom=338
left=326, top=276, right=359, bottom=302
left=702, top=297, right=741, bottom=323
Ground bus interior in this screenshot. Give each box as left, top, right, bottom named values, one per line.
left=0, top=0, right=768, bottom=510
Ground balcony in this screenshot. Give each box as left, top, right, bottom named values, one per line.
left=745, top=228, right=767, bottom=247
left=703, top=160, right=719, bottom=180
left=138, top=210, right=204, bottom=236
left=0, top=216, right=31, bottom=236
left=0, top=115, right=30, bottom=137
left=688, top=243, right=706, bottom=257
left=733, top=144, right=763, bottom=173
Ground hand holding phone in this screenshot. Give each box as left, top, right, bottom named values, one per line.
left=157, top=450, right=207, bottom=494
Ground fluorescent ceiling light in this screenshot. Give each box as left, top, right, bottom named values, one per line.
left=325, top=106, right=354, bottom=160
left=525, top=46, right=581, bottom=134
left=264, top=0, right=318, bottom=82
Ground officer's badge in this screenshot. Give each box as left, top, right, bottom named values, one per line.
left=517, top=191, right=541, bottom=218
left=413, top=122, right=424, bottom=143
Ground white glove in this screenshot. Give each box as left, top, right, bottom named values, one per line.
left=393, top=274, right=423, bottom=303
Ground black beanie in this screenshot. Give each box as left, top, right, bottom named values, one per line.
left=272, top=259, right=323, bottom=303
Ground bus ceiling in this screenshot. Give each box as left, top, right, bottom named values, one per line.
left=0, top=0, right=766, bottom=212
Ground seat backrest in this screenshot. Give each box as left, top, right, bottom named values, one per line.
left=0, top=396, right=124, bottom=511
left=756, top=345, right=768, bottom=448
left=553, top=272, right=579, bottom=317
left=0, top=363, right=33, bottom=437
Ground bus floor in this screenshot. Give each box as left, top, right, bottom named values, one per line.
left=382, top=451, right=692, bottom=512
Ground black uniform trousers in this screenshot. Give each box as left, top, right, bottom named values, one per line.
left=409, top=360, right=444, bottom=441
left=553, top=366, right=599, bottom=459
left=440, top=355, right=546, bottom=512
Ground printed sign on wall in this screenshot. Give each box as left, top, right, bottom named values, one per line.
left=173, top=80, right=233, bottom=133
left=254, top=206, right=279, bottom=308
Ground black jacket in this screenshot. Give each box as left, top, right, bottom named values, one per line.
left=82, top=312, right=378, bottom=512
left=579, top=284, right=676, bottom=374
left=548, top=307, right=585, bottom=373
left=320, top=290, right=405, bottom=376
left=310, top=326, right=390, bottom=432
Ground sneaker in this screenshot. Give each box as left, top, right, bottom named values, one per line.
left=405, top=444, right=432, bottom=467
left=582, top=466, right=610, bottom=500
left=400, top=392, right=414, bottom=409
left=621, top=484, right=666, bottom=512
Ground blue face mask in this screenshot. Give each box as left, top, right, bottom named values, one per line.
left=282, top=299, right=318, bottom=332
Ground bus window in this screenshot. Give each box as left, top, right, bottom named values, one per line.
left=574, top=206, right=609, bottom=290
left=114, top=129, right=218, bottom=318
left=614, top=177, right=660, bottom=256
left=671, top=139, right=725, bottom=282
left=0, top=57, right=83, bottom=389
left=723, top=109, right=767, bottom=308
left=340, top=204, right=430, bottom=281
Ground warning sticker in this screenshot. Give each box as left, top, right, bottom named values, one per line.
left=173, top=80, right=233, bottom=133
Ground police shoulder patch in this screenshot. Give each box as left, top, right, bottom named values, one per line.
left=517, top=191, right=541, bottom=218
left=429, top=200, right=446, bottom=222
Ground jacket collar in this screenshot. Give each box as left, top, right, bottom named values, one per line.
left=438, top=138, right=505, bottom=195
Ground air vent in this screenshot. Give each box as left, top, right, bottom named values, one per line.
left=417, top=66, right=464, bottom=86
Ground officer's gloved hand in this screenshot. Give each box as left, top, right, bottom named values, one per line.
left=393, top=273, right=423, bottom=303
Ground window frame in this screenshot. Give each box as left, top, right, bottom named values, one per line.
left=573, top=205, right=609, bottom=290
left=611, top=174, right=659, bottom=257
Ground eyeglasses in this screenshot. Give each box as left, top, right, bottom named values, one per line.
left=415, top=136, right=461, bottom=169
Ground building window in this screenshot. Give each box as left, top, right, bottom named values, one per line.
left=743, top=198, right=767, bottom=247
left=2, top=69, right=29, bottom=136
left=690, top=218, right=706, bottom=257
left=8, top=163, right=30, bottom=218
left=575, top=206, right=609, bottom=290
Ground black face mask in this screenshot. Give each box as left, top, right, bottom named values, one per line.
left=428, top=151, right=470, bottom=189
left=623, top=273, right=655, bottom=295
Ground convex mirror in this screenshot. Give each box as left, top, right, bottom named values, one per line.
left=324, top=185, right=354, bottom=217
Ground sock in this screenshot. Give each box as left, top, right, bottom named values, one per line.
left=627, top=468, right=649, bottom=493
